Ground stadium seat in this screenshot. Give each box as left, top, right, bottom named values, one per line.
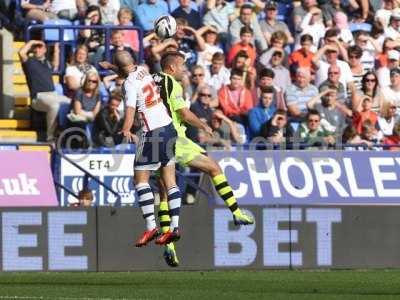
left=43, top=19, right=76, bottom=42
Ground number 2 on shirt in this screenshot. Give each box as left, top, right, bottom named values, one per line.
left=142, top=82, right=160, bottom=108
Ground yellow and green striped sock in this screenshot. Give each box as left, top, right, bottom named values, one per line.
left=158, top=200, right=171, bottom=233
left=212, top=174, right=239, bottom=214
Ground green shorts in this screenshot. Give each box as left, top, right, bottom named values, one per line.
left=175, top=136, right=206, bottom=166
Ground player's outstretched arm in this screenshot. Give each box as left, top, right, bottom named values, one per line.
left=177, top=107, right=213, bottom=135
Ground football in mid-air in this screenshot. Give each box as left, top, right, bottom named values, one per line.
left=154, top=15, right=177, bottom=39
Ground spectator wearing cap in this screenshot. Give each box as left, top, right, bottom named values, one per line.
left=354, top=31, right=381, bottom=72
left=135, top=0, right=169, bottom=32
left=259, top=1, right=294, bottom=45
left=19, top=40, right=71, bottom=142
left=204, top=52, right=231, bottom=92
left=384, top=10, right=400, bottom=40
left=227, top=26, right=256, bottom=67
left=196, top=25, right=223, bottom=68
left=263, top=49, right=291, bottom=92
left=375, top=38, right=400, bottom=69
left=381, top=67, right=400, bottom=108
left=285, top=67, right=319, bottom=118
left=312, top=44, right=354, bottom=90
left=377, top=50, right=400, bottom=88
left=172, top=0, right=202, bottom=29
left=288, top=34, right=315, bottom=79
left=218, top=68, right=254, bottom=126
left=248, top=86, right=277, bottom=139
left=296, top=6, right=326, bottom=50
left=229, top=4, right=268, bottom=52
left=319, top=65, right=347, bottom=106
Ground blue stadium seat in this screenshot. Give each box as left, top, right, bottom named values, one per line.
left=349, top=22, right=372, bottom=32
left=43, top=19, right=76, bottom=42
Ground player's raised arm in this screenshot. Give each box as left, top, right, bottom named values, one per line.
left=177, top=107, right=213, bottom=136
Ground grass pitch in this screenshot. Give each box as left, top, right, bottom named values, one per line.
left=0, top=270, right=399, bottom=299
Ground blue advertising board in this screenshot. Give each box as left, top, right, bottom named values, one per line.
left=209, top=150, right=400, bottom=205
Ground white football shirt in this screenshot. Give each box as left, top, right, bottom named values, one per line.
left=123, top=66, right=172, bottom=132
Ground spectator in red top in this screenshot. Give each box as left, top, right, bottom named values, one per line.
left=352, top=96, right=379, bottom=134
left=218, top=68, right=254, bottom=125
left=384, top=121, right=400, bottom=151
left=288, top=34, right=314, bottom=79
left=227, top=26, right=256, bottom=67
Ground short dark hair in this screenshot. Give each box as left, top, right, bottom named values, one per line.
left=348, top=45, right=363, bottom=57
left=235, top=50, right=249, bottom=60
left=110, top=88, right=122, bottom=102
left=275, top=109, right=287, bottom=117
left=240, top=25, right=253, bottom=36
left=212, top=52, right=225, bottom=61
left=307, top=109, right=321, bottom=119
left=324, top=28, right=339, bottom=39
left=260, top=86, right=274, bottom=94
left=300, top=34, right=313, bottom=44
left=240, top=4, right=253, bottom=14
left=230, top=68, right=244, bottom=78
left=160, top=51, right=186, bottom=71
left=259, top=68, right=275, bottom=79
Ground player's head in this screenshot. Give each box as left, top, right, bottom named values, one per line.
left=114, top=50, right=136, bottom=77
left=161, top=51, right=186, bottom=81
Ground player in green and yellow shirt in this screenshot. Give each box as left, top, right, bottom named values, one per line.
left=153, top=51, right=254, bottom=267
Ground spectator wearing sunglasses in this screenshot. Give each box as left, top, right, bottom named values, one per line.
left=297, top=109, right=336, bottom=147
left=187, top=85, right=215, bottom=142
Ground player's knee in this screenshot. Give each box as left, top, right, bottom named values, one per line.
left=208, top=160, right=222, bottom=177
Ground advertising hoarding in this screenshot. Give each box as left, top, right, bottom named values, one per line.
left=0, top=151, right=57, bottom=206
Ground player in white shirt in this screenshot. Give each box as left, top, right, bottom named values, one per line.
left=115, top=51, right=182, bottom=247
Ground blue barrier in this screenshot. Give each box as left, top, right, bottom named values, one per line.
left=25, top=24, right=144, bottom=75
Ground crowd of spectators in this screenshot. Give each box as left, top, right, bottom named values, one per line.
left=7, top=0, right=400, bottom=150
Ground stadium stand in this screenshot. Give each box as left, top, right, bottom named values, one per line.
left=1, top=0, right=400, bottom=172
